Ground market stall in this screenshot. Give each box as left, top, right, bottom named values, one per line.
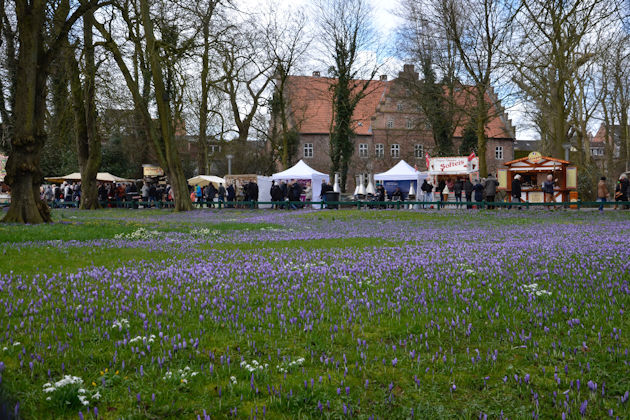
left=427, top=156, right=479, bottom=184
left=374, top=160, right=428, bottom=199
left=272, top=160, right=329, bottom=208
left=500, top=152, right=577, bottom=203
left=223, top=174, right=273, bottom=208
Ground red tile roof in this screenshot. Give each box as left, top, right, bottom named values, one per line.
left=286, top=76, right=387, bottom=136
left=285, top=75, right=514, bottom=139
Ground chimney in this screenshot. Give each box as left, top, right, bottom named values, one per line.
left=312, top=71, right=320, bottom=77
left=379, top=75, right=388, bottom=81
left=403, top=64, right=415, bottom=73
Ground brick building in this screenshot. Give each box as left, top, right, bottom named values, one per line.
left=279, top=64, right=516, bottom=190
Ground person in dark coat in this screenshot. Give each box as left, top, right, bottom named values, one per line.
left=280, top=182, right=288, bottom=201
left=391, top=187, right=404, bottom=202
left=473, top=179, right=484, bottom=208
left=271, top=181, right=283, bottom=209
left=436, top=179, right=445, bottom=204
left=464, top=178, right=474, bottom=209
left=249, top=181, right=259, bottom=207
left=453, top=178, right=463, bottom=208
left=226, top=184, right=236, bottom=208
left=510, top=174, right=522, bottom=210
left=289, top=181, right=302, bottom=209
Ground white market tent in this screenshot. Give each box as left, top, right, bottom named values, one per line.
left=375, top=160, right=428, bottom=200
left=374, top=160, right=427, bottom=182
left=45, top=172, right=134, bottom=183
left=272, top=160, right=329, bottom=208
left=187, top=175, right=225, bottom=187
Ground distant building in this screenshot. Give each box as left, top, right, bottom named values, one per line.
left=277, top=64, right=516, bottom=189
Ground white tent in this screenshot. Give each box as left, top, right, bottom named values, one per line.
left=375, top=160, right=428, bottom=200
left=375, top=160, right=426, bottom=181
left=272, top=160, right=329, bottom=208
left=45, top=172, right=134, bottom=183
left=187, top=175, right=225, bottom=187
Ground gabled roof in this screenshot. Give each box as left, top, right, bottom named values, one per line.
left=272, top=159, right=329, bottom=181
left=285, top=76, right=387, bottom=136
left=504, top=155, right=570, bottom=166
left=283, top=73, right=515, bottom=140
left=375, top=160, right=425, bottom=181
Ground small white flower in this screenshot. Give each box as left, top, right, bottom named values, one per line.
left=230, top=376, right=237, bottom=385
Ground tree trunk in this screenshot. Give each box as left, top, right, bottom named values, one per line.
left=2, top=2, right=52, bottom=224
left=67, top=11, right=100, bottom=210
left=140, top=0, right=191, bottom=212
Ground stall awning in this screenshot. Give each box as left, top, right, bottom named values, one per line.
left=374, top=160, right=427, bottom=181
left=45, top=172, right=134, bottom=183
left=188, top=175, right=225, bottom=187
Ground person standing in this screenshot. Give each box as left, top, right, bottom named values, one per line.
left=542, top=174, right=558, bottom=209
left=249, top=181, right=259, bottom=208
left=218, top=183, right=226, bottom=204
left=464, top=178, right=473, bottom=209
left=597, top=176, right=609, bottom=212
left=226, top=183, right=235, bottom=208
left=484, top=174, right=499, bottom=209
left=510, top=174, right=522, bottom=210
left=420, top=179, right=433, bottom=208
left=473, top=179, right=484, bottom=209
left=453, top=178, right=463, bottom=208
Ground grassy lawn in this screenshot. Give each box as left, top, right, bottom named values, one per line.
left=0, top=208, right=629, bottom=419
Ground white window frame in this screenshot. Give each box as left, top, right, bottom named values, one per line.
left=414, top=144, right=424, bottom=158
left=375, top=143, right=384, bottom=157
left=386, top=120, right=394, bottom=129
left=359, top=143, right=368, bottom=158
left=391, top=144, right=400, bottom=158
left=397, top=103, right=404, bottom=111
left=495, top=146, right=503, bottom=160
left=304, top=143, right=313, bottom=158
left=406, top=119, right=413, bottom=129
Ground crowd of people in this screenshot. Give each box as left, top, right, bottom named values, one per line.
left=270, top=180, right=311, bottom=209
left=597, top=173, right=630, bottom=211
left=34, top=171, right=630, bottom=211
left=189, top=181, right=260, bottom=208
left=40, top=181, right=174, bottom=208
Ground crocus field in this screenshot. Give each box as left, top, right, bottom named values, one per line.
left=0, top=208, right=629, bottom=419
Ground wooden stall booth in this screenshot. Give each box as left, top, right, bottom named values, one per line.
left=498, top=152, right=577, bottom=203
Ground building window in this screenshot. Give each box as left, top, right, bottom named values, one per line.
left=386, top=119, right=394, bottom=129
left=304, top=143, right=313, bottom=158
left=495, top=146, right=503, bottom=160
left=391, top=144, right=400, bottom=158
left=414, top=144, right=424, bottom=158
left=424, top=121, right=431, bottom=130
left=375, top=143, right=384, bottom=157
left=397, top=103, right=403, bottom=111
left=406, top=119, right=413, bottom=129
left=590, top=147, right=604, bottom=156
left=359, top=143, right=368, bottom=158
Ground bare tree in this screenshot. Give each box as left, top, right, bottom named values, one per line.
left=316, top=0, right=379, bottom=191
left=67, top=9, right=102, bottom=209
left=439, top=0, right=516, bottom=176
left=94, top=0, right=192, bottom=211
left=2, top=0, right=107, bottom=224
left=512, top=0, right=618, bottom=159
left=215, top=18, right=276, bottom=150
left=265, top=6, right=310, bottom=169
